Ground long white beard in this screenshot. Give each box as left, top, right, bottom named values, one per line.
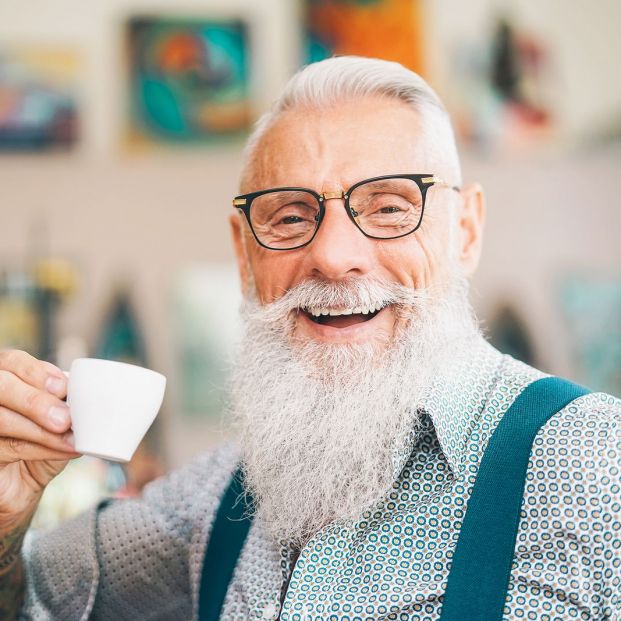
left=230, top=273, right=479, bottom=546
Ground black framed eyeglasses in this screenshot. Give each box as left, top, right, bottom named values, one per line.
left=232, top=174, right=461, bottom=251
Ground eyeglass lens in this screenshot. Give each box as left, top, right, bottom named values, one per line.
left=249, top=178, right=424, bottom=249
left=250, top=190, right=320, bottom=249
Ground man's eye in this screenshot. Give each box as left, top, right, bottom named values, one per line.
left=378, top=206, right=402, bottom=214
left=280, top=215, right=304, bottom=224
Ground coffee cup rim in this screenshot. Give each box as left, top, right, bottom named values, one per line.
left=69, top=358, right=166, bottom=382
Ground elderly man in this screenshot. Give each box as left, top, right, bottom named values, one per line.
left=0, top=57, right=619, bottom=621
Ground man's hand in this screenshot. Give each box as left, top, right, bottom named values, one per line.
left=0, top=350, right=79, bottom=525
left=0, top=350, right=80, bottom=619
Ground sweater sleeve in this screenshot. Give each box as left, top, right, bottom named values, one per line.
left=18, top=444, right=239, bottom=621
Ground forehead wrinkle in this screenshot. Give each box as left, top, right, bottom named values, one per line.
left=250, top=110, right=337, bottom=193
left=244, top=97, right=459, bottom=196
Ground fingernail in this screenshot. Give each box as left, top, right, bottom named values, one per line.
left=45, top=375, right=65, bottom=396
left=62, top=431, right=75, bottom=449
left=48, top=405, right=70, bottom=429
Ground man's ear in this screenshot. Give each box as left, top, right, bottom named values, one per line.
left=456, top=182, right=486, bottom=276
left=229, top=213, right=252, bottom=293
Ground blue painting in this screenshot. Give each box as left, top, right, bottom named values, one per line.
left=127, top=16, right=251, bottom=146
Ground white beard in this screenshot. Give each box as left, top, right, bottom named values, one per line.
left=230, top=272, right=479, bottom=546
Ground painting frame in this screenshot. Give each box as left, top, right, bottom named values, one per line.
left=124, top=13, right=253, bottom=149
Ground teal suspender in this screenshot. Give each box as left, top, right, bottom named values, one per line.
left=439, top=376, right=589, bottom=621
left=198, top=468, right=253, bottom=621
left=199, top=377, right=589, bottom=621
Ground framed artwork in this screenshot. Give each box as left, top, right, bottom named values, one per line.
left=304, top=0, right=425, bottom=74
left=126, top=16, right=251, bottom=147
left=0, top=47, right=80, bottom=151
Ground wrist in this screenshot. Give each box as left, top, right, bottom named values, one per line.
left=0, top=513, right=34, bottom=562
left=0, top=493, right=42, bottom=537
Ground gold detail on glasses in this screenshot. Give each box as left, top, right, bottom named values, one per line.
left=232, top=198, right=247, bottom=206
left=320, top=191, right=345, bottom=201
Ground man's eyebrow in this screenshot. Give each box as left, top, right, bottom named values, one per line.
left=354, top=179, right=414, bottom=191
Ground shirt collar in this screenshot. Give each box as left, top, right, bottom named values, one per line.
left=393, top=334, right=504, bottom=479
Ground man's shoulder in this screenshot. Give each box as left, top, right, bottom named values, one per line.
left=160, top=440, right=240, bottom=481
left=530, top=388, right=621, bottom=506
left=537, top=389, right=621, bottom=456
left=488, top=348, right=621, bottom=456
left=563, top=389, right=621, bottom=422
left=493, top=348, right=621, bottom=425
left=140, top=441, right=240, bottom=516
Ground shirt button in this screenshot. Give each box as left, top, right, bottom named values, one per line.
left=261, top=602, right=279, bottom=620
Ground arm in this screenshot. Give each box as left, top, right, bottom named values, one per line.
left=598, top=404, right=621, bottom=619
left=508, top=392, right=621, bottom=620
left=0, top=519, right=30, bottom=620
left=19, top=444, right=238, bottom=621
left=0, top=350, right=78, bottom=617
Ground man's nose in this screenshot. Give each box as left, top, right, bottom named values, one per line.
left=305, top=195, right=375, bottom=280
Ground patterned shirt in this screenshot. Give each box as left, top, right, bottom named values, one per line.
left=20, top=336, right=621, bottom=620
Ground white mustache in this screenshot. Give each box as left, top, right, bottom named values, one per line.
left=245, top=277, right=429, bottom=325
left=233, top=270, right=479, bottom=544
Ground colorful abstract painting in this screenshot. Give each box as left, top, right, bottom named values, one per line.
left=305, top=0, right=425, bottom=74
left=127, top=16, right=251, bottom=146
left=0, top=47, right=79, bottom=151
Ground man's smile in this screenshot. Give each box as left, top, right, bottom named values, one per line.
left=295, top=304, right=394, bottom=341
left=304, top=303, right=385, bottom=326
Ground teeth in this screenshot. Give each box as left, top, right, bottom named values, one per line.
left=306, top=304, right=386, bottom=317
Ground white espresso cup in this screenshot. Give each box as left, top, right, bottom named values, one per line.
left=66, top=358, right=166, bottom=462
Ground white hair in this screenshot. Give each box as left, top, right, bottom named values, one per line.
left=232, top=270, right=479, bottom=545
left=240, top=55, right=462, bottom=190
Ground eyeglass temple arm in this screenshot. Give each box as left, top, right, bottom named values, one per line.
left=422, top=176, right=461, bottom=193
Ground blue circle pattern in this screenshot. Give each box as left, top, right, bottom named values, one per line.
left=226, top=339, right=621, bottom=620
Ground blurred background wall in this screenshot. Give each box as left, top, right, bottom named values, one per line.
left=1, top=0, right=620, bottom=493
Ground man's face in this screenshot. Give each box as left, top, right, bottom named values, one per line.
left=229, top=96, right=485, bottom=541
left=231, top=96, right=484, bottom=351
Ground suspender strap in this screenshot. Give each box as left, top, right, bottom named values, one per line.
left=198, top=467, right=253, bottom=621
left=199, top=378, right=589, bottom=621
left=439, top=376, right=590, bottom=621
